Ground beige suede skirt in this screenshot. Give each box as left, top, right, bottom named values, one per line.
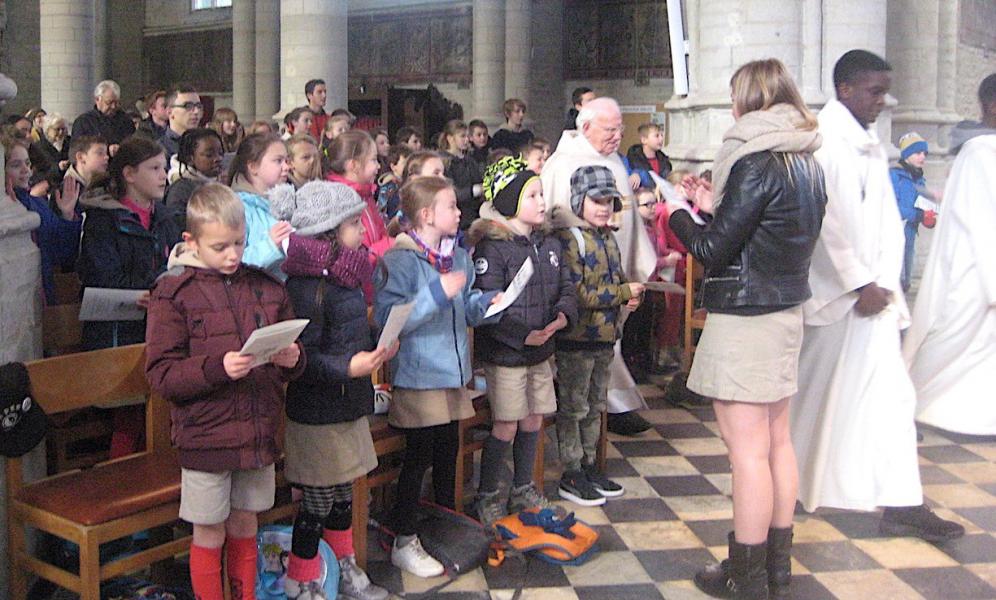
left=388, top=387, right=474, bottom=429
left=283, top=417, right=378, bottom=487
left=687, top=305, right=804, bottom=403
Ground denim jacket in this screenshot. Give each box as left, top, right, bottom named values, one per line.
left=374, top=233, right=498, bottom=389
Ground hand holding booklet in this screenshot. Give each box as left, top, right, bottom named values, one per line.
left=79, top=288, right=148, bottom=321
left=484, top=257, right=535, bottom=318
left=239, top=319, right=310, bottom=368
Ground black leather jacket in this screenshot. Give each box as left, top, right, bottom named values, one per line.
left=670, top=151, right=826, bottom=314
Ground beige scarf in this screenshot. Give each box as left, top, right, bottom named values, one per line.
left=712, top=103, right=822, bottom=207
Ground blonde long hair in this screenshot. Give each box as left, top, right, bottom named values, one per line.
left=730, top=59, right=817, bottom=131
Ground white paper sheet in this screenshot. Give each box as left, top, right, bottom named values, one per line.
left=914, top=194, right=940, bottom=213
left=649, top=171, right=707, bottom=225
left=377, top=301, right=415, bottom=349
left=484, top=256, right=535, bottom=318
left=239, top=319, right=310, bottom=367
left=78, top=288, right=147, bottom=321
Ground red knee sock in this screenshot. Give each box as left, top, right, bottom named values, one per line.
left=189, top=544, right=224, bottom=600
left=287, top=552, right=322, bottom=582
left=323, top=527, right=354, bottom=559
left=226, top=536, right=258, bottom=600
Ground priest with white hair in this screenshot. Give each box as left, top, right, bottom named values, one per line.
left=541, top=97, right=659, bottom=435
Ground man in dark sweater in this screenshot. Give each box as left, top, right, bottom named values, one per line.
left=71, top=80, right=135, bottom=156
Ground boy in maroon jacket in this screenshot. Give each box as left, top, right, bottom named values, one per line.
left=145, top=182, right=304, bottom=600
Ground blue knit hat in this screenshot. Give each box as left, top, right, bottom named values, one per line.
left=899, top=132, right=928, bottom=161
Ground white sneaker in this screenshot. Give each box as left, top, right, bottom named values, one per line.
left=390, top=534, right=444, bottom=578
left=284, top=575, right=329, bottom=599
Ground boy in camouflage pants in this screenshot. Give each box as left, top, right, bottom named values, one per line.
left=554, top=165, right=645, bottom=506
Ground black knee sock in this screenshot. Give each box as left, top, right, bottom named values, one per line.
left=394, top=427, right=435, bottom=535
left=512, top=429, right=540, bottom=488
left=478, top=435, right=511, bottom=495
left=431, top=421, right=460, bottom=509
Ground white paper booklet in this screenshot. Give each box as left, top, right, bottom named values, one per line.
left=79, top=288, right=148, bottom=322
left=484, top=256, right=535, bottom=318
left=239, top=319, right=310, bottom=367
left=914, top=194, right=940, bottom=213
left=649, top=171, right=707, bottom=225
left=378, top=301, right=415, bottom=349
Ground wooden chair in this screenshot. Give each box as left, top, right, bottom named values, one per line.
left=6, top=345, right=182, bottom=600
left=682, top=254, right=707, bottom=371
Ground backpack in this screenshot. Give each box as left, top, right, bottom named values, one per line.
left=494, top=508, right=599, bottom=566
left=256, top=525, right=339, bottom=600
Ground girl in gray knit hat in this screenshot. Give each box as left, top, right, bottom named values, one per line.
left=273, top=180, right=397, bottom=600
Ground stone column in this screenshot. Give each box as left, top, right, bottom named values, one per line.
left=664, top=0, right=807, bottom=168
left=472, top=0, right=506, bottom=125
left=232, top=0, right=257, bottom=124
left=504, top=0, right=530, bottom=106
left=40, top=0, right=96, bottom=120
left=279, top=0, right=348, bottom=116
left=255, top=0, right=280, bottom=122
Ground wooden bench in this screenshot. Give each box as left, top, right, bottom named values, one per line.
left=6, top=344, right=181, bottom=600
left=5, top=344, right=297, bottom=600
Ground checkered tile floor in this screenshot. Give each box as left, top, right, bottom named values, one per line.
left=360, top=381, right=996, bottom=600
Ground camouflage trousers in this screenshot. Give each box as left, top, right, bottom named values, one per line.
left=555, top=346, right=614, bottom=472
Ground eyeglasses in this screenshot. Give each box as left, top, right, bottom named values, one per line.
left=172, top=102, right=204, bottom=111
left=639, top=200, right=658, bottom=208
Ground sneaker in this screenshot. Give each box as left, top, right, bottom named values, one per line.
left=391, top=534, right=445, bottom=578
left=338, top=555, right=389, bottom=600
left=557, top=469, right=606, bottom=506
left=285, top=576, right=328, bottom=600
left=583, top=463, right=625, bottom=497
left=474, top=490, right=507, bottom=528
left=606, top=410, right=652, bottom=436
left=880, top=504, right=965, bottom=543
left=507, top=482, right=565, bottom=517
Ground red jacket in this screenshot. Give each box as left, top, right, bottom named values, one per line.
left=145, top=247, right=305, bottom=472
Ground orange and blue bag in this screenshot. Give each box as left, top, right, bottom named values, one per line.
left=494, top=508, right=599, bottom=566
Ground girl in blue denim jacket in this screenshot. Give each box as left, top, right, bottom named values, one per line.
left=374, top=176, right=500, bottom=578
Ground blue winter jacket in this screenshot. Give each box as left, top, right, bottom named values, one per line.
left=236, top=189, right=285, bottom=280
left=889, top=165, right=924, bottom=237
left=374, top=233, right=498, bottom=389
left=15, top=188, right=82, bottom=304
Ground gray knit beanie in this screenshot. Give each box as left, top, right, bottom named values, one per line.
left=269, top=181, right=366, bottom=236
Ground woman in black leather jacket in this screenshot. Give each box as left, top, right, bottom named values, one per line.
left=666, top=59, right=827, bottom=600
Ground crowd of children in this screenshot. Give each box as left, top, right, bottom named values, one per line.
left=3, top=80, right=701, bottom=600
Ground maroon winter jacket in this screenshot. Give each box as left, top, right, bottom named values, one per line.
left=145, top=246, right=305, bottom=472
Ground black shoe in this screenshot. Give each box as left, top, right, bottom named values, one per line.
left=583, top=463, right=625, bottom=497
left=880, top=504, right=965, bottom=543
left=694, top=533, right=768, bottom=599
left=557, top=469, right=605, bottom=506
left=606, top=411, right=652, bottom=436
left=766, top=527, right=793, bottom=599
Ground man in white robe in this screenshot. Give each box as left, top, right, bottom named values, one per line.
left=790, top=50, right=963, bottom=542
left=903, top=134, right=996, bottom=435
left=541, top=97, right=659, bottom=436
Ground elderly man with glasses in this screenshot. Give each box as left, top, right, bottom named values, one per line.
left=159, top=85, right=204, bottom=162
left=70, top=80, right=136, bottom=156
left=541, top=96, right=659, bottom=436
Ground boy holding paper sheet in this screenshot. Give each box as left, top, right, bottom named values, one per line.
left=145, top=183, right=304, bottom=600
left=467, top=156, right=578, bottom=527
